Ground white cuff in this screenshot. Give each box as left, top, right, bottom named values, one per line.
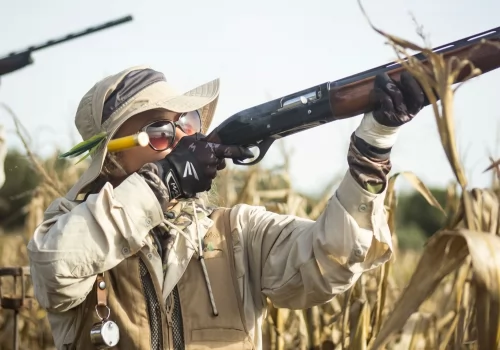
left=354, top=112, right=400, bottom=149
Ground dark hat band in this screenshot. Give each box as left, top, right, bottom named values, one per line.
left=101, top=68, right=166, bottom=124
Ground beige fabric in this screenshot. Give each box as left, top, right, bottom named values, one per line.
left=66, top=250, right=160, bottom=350
left=60, top=208, right=246, bottom=350
left=177, top=207, right=254, bottom=349
left=65, top=65, right=220, bottom=201
left=27, top=168, right=393, bottom=350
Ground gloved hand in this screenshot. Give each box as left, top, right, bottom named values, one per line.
left=354, top=71, right=425, bottom=151
left=154, top=133, right=254, bottom=199
left=372, top=71, right=425, bottom=127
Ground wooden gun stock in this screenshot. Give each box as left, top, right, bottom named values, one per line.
left=329, top=27, right=500, bottom=120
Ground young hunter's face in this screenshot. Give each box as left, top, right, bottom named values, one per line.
left=113, top=109, right=187, bottom=174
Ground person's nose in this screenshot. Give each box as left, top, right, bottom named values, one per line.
left=172, top=127, right=187, bottom=148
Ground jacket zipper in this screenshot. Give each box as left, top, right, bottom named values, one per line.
left=166, top=291, right=174, bottom=349
left=139, top=256, right=168, bottom=350
left=169, top=285, right=185, bottom=349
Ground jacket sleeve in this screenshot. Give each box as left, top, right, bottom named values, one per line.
left=26, top=173, right=164, bottom=313
left=232, top=169, right=393, bottom=310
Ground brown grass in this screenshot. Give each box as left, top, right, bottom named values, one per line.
left=2, top=3, right=500, bottom=348
left=358, top=1, right=500, bottom=349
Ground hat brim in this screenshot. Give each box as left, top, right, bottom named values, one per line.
left=65, top=78, right=220, bottom=201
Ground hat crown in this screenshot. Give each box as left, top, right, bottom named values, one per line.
left=74, top=65, right=159, bottom=141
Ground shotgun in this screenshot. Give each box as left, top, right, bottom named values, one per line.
left=206, top=25, right=500, bottom=165
left=0, top=15, right=133, bottom=78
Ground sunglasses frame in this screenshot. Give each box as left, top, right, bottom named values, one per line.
left=139, top=110, right=201, bottom=151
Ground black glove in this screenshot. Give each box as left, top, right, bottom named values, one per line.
left=371, top=71, right=425, bottom=127
left=353, top=72, right=426, bottom=161
left=155, top=133, right=254, bottom=199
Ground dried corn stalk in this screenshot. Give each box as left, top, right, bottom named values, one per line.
left=3, top=6, right=500, bottom=347
left=356, top=1, right=500, bottom=349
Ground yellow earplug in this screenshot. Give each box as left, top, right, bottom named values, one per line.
left=107, top=132, right=149, bottom=152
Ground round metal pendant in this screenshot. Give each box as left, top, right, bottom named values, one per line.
left=90, top=320, right=120, bottom=349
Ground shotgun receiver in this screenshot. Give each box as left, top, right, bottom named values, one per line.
left=0, top=15, right=133, bottom=78
left=207, top=25, right=500, bottom=165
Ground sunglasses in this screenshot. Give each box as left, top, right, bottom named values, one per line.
left=140, top=110, right=201, bottom=151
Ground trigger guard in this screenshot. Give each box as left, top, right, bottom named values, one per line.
left=233, top=138, right=275, bottom=166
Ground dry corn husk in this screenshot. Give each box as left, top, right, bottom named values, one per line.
left=357, top=1, right=500, bottom=349
left=2, top=2, right=500, bottom=347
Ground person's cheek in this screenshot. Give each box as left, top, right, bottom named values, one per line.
left=171, top=128, right=187, bottom=149
left=152, top=149, right=171, bottom=161
left=121, top=147, right=156, bottom=172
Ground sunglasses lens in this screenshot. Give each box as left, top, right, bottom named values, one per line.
left=177, top=110, right=201, bottom=136
left=145, top=122, right=175, bottom=150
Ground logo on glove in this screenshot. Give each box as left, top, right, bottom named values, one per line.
left=165, top=171, right=181, bottom=199
left=183, top=161, right=199, bottom=180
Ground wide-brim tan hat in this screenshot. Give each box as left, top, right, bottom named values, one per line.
left=65, top=65, right=220, bottom=201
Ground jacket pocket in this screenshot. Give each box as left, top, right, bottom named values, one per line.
left=191, top=328, right=253, bottom=349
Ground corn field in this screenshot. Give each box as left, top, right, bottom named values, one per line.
left=1, top=10, right=500, bottom=350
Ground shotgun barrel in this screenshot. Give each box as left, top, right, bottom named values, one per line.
left=0, top=15, right=133, bottom=77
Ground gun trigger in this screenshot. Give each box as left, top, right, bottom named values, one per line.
left=233, top=138, right=275, bottom=166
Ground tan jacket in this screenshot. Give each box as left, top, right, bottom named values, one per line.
left=27, top=170, right=393, bottom=349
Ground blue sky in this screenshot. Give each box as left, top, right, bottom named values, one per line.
left=0, top=0, right=498, bottom=196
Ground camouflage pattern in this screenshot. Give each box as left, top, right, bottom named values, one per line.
left=348, top=72, right=424, bottom=194
left=138, top=162, right=215, bottom=277
left=347, top=132, right=392, bottom=194
left=157, top=198, right=214, bottom=276
left=137, top=163, right=172, bottom=210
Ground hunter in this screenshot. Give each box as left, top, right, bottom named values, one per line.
left=27, top=65, right=424, bottom=350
